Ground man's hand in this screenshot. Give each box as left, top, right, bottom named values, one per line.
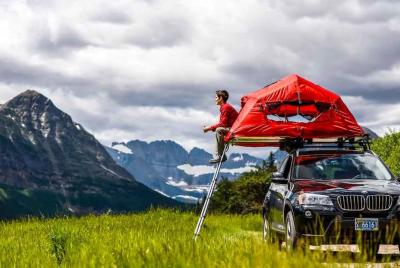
left=203, top=126, right=211, bottom=133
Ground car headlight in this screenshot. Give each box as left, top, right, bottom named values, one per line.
left=298, top=193, right=334, bottom=206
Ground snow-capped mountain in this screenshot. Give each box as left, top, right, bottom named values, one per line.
left=106, top=140, right=265, bottom=203
left=0, top=90, right=179, bottom=218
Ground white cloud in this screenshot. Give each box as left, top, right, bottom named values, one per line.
left=342, top=95, right=400, bottom=136
left=0, top=0, right=399, bottom=155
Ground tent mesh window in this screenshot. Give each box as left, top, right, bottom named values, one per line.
left=265, top=101, right=331, bottom=123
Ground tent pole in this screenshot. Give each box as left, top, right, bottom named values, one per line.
left=193, top=143, right=229, bottom=241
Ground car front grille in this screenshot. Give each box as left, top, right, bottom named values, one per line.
left=337, top=195, right=365, bottom=211
left=337, top=195, right=393, bottom=212
left=366, top=195, right=393, bottom=211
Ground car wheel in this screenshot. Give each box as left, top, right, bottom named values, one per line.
left=263, top=213, right=283, bottom=249
left=285, top=210, right=302, bottom=251
left=263, top=213, right=273, bottom=242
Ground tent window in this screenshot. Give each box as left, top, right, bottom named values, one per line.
left=265, top=101, right=331, bottom=123
left=266, top=114, right=313, bottom=123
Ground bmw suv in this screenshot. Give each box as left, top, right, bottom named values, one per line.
left=262, top=141, right=400, bottom=256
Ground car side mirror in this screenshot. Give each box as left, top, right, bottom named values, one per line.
left=271, top=172, right=288, bottom=184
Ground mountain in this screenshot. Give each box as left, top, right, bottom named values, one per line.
left=0, top=90, right=179, bottom=219
left=106, top=140, right=265, bottom=203
left=362, top=126, right=379, bottom=139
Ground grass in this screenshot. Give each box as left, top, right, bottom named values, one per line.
left=0, top=209, right=397, bottom=267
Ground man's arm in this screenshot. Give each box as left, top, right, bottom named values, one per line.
left=209, top=109, right=229, bottom=131
left=203, top=125, right=211, bottom=133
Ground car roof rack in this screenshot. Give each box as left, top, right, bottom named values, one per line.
left=279, top=135, right=371, bottom=153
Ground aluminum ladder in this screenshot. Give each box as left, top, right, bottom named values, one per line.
left=193, top=144, right=229, bottom=240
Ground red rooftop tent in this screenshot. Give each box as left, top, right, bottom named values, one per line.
left=225, top=74, right=365, bottom=146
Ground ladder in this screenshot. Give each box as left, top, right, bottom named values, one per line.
left=193, top=144, right=229, bottom=241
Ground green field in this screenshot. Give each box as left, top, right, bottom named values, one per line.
left=0, top=209, right=396, bottom=267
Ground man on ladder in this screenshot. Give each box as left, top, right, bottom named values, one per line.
left=203, top=90, right=239, bottom=164
left=195, top=90, right=239, bottom=240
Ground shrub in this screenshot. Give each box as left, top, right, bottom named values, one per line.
left=209, top=166, right=275, bottom=214
left=371, top=129, right=400, bottom=176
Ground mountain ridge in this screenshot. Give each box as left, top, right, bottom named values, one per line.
left=106, top=140, right=267, bottom=203
left=0, top=90, right=180, bottom=218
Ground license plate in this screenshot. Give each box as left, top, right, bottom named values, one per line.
left=355, top=218, right=379, bottom=231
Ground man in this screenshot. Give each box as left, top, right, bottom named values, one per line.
left=203, top=90, right=239, bottom=164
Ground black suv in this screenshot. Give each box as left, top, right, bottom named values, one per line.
left=262, top=141, right=400, bottom=256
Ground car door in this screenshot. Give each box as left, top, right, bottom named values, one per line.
left=269, top=155, right=292, bottom=232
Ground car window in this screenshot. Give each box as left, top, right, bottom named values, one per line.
left=282, top=156, right=292, bottom=178
left=279, top=157, right=288, bottom=174
left=278, top=156, right=292, bottom=179
left=293, top=153, right=393, bottom=181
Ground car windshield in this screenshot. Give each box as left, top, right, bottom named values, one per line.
left=293, top=153, right=393, bottom=181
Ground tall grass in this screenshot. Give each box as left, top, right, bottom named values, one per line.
left=0, top=210, right=396, bottom=267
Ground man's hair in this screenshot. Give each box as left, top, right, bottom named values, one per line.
left=216, top=90, right=229, bottom=102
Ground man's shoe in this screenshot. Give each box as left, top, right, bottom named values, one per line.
left=209, top=155, right=227, bottom=164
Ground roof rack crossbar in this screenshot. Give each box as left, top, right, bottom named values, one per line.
left=279, top=136, right=370, bottom=153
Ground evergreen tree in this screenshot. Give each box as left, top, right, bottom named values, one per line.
left=209, top=166, right=275, bottom=214
left=267, top=151, right=275, bottom=169
left=371, top=129, right=400, bottom=175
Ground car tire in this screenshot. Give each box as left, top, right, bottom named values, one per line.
left=263, top=213, right=283, bottom=249
left=285, top=210, right=303, bottom=251
left=263, top=213, right=273, bottom=242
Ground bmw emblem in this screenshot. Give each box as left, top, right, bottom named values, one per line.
left=362, top=191, right=368, bottom=194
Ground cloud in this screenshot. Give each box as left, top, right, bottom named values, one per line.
left=342, top=96, right=400, bottom=135
left=91, top=8, right=132, bottom=25
left=270, top=0, right=400, bottom=24
left=0, top=0, right=400, bottom=155
left=33, top=24, right=91, bottom=55
left=126, top=16, right=192, bottom=49
left=0, top=55, right=94, bottom=92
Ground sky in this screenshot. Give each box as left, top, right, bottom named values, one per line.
left=0, top=0, right=400, bottom=157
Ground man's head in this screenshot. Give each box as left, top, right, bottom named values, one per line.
left=215, top=90, right=229, bottom=105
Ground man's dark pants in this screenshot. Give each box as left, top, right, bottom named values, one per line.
left=215, top=127, right=230, bottom=158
